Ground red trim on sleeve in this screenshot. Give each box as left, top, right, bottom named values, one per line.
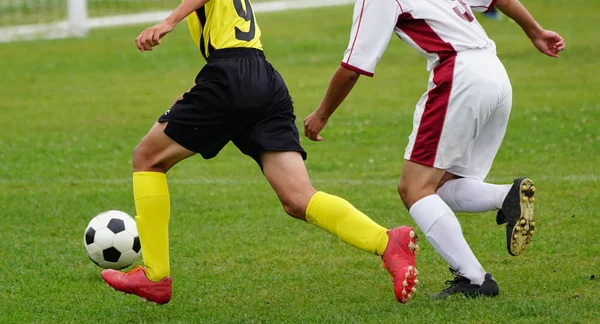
left=345, top=0, right=366, bottom=64
left=485, top=0, right=497, bottom=13
left=340, top=62, right=374, bottom=77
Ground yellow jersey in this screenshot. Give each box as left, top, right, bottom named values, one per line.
left=185, top=0, right=263, bottom=59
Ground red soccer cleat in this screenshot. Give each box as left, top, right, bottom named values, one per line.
left=101, top=266, right=172, bottom=305
left=381, top=226, right=419, bottom=303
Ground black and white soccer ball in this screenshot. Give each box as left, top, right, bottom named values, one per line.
left=83, top=210, right=141, bottom=270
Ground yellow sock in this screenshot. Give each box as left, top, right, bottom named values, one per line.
left=306, top=191, right=389, bottom=256
left=133, top=171, right=171, bottom=282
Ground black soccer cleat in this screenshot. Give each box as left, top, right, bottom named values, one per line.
left=429, top=268, right=499, bottom=299
left=496, top=177, right=536, bottom=256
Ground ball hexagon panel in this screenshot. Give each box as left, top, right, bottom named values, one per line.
left=94, top=227, right=116, bottom=250
left=119, top=250, right=140, bottom=266
left=123, top=217, right=139, bottom=237
left=87, top=212, right=113, bottom=229
left=112, top=231, right=134, bottom=253
left=99, top=260, right=119, bottom=270
left=106, top=218, right=126, bottom=234
left=85, top=243, right=103, bottom=264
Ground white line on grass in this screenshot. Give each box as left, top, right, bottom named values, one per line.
left=0, top=0, right=354, bottom=42
left=1, top=174, right=598, bottom=186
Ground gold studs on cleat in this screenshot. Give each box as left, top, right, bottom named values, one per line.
left=509, top=179, right=535, bottom=256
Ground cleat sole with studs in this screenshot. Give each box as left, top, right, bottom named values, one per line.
left=509, top=178, right=536, bottom=256
left=381, top=228, right=420, bottom=303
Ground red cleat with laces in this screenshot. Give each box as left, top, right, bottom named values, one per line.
left=101, top=266, right=172, bottom=305
left=381, top=226, right=419, bottom=303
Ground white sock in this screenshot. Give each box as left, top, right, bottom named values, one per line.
left=437, top=178, right=511, bottom=213
left=410, top=195, right=487, bottom=285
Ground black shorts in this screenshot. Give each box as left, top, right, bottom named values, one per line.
left=158, top=48, right=307, bottom=166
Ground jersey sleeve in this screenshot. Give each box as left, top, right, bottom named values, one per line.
left=466, top=0, right=497, bottom=13
left=341, top=0, right=401, bottom=77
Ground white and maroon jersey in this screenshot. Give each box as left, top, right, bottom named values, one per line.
left=341, top=0, right=497, bottom=76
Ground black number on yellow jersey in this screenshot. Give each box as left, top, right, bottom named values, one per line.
left=184, top=0, right=263, bottom=59
left=233, top=0, right=256, bottom=41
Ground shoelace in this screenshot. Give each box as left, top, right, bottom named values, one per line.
left=442, top=268, right=468, bottom=290
left=444, top=276, right=465, bottom=286
left=125, top=265, right=144, bottom=275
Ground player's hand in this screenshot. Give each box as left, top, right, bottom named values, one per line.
left=304, top=111, right=328, bottom=141
left=530, top=29, right=565, bottom=58
left=135, top=20, right=176, bottom=52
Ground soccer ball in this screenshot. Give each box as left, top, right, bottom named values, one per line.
left=83, top=210, right=141, bottom=269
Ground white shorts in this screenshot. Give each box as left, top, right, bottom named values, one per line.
left=404, top=50, right=512, bottom=181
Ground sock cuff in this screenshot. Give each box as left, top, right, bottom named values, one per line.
left=409, top=194, right=454, bottom=234
left=133, top=172, right=169, bottom=199
left=305, top=191, right=328, bottom=225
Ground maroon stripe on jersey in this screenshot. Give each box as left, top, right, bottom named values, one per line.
left=340, top=62, right=374, bottom=77
left=409, top=54, right=456, bottom=166
left=345, top=0, right=366, bottom=64
left=485, top=0, right=498, bottom=13
left=396, top=13, right=455, bottom=54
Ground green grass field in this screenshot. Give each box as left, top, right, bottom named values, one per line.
left=1, top=1, right=599, bottom=322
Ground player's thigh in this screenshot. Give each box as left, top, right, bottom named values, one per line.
left=158, top=66, right=237, bottom=161
left=133, top=122, right=195, bottom=172
left=260, top=151, right=316, bottom=220
left=448, top=93, right=511, bottom=180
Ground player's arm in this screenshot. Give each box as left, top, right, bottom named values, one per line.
left=303, top=67, right=360, bottom=141
left=304, top=0, right=399, bottom=141
left=495, top=0, right=565, bottom=57
left=136, top=0, right=211, bottom=52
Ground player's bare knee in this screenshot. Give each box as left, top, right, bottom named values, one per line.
left=398, top=179, right=436, bottom=209
left=132, top=143, right=167, bottom=173
left=397, top=179, right=411, bottom=205
left=280, top=199, right=306, bottom=220
left=279, top=194, right=309, bottom=221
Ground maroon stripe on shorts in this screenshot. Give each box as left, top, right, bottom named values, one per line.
left=396, top=14, right=456, bottom=166
left=410, top=55, right=456, bottom=166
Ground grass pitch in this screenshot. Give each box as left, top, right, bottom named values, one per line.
left=0, top=0, right=599, bottom=322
